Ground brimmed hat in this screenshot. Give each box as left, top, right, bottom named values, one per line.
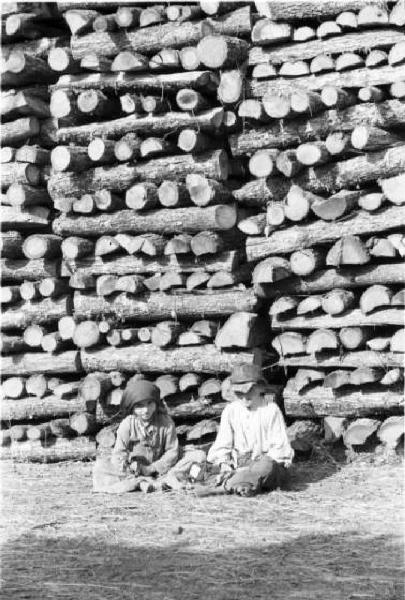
left=229, top=364, right=264, bottom=393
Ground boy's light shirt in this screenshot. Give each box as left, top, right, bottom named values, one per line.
left=207, top=397, right=294, bottom=468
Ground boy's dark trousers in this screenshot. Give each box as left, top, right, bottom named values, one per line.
left=223, top=455, right=289, bottom=494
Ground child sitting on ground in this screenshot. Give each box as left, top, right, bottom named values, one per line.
left=93, top=377, right=206, bottom=493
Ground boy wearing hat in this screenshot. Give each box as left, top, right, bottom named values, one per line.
left=93, top=378, right=205, bottom=493
left=207, top=364, right=294, bottom=497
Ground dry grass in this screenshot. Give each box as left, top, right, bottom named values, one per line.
left=1, top=454, right=403, bottom=600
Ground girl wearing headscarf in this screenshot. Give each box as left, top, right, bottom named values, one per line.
left=93, top=377, right=205, bottom=493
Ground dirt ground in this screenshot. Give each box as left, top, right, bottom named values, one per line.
left=1, top=454, right=403, bottom=600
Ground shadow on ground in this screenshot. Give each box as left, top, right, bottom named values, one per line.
left=1, top=530, right=403, bottom=600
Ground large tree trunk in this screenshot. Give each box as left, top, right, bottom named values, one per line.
left=53, top=204, right=237, bottom=236
left=61, top=251, right=240, bottom=278
left=246, top=206, right=405, bottom=260
left=249, top=64, right=405, bottom=96
left=255, top=263, right=405, bottom=298
left=2, top=351, right=81, bottom=376
left=249, top=29, right=404, bottom=65
left=1, top=436, right=96, bottom=463
left=73, top=289, right=260, bottom=321
left=258, top=1, right=389, bottom=21
left=47, top=150, right=228, bottom=197
left=50, top=107, right=224, bottom=144
left=277, top=351, right=402, bottom=369
left=81, top=344, right=264, bottom=374
left=283, top=382, right=403, bottom=418
left=271, top=308, right=404, bottom=330
left=229, top=100, right=405, bottom=156
left=1, top=206, right=50, bottom=230
left=1, top=395, right=90, bottom=421
left=296, top=145, right=405, bottom=195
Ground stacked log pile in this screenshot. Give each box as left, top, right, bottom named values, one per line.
left=1, top=0, right=404, bottom=463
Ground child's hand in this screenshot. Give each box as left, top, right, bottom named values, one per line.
left=215, top=463, right=233, bottom=486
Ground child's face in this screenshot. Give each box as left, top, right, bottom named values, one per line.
left=133, top=399, right=156, bottom=422
left=234, top=385, right=261, bottom=410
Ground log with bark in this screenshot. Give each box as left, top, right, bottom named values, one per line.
left=1, top=395, right=90, bottom=422
left=277, top=351, right=402, bottom=369
left=248, top=64, right=405, bottom=96
left=255, top=262, right=405, bottom=298
left=50, top=107, right=224, bottom=145
left=1, top=295, right=71, bottom=330
left=2, top=350, right=81, bottom=376
left=229, top=100, right=405, bottom=156
left=53, top=204, right=237, bottom=237
left=271, top=307, right=403, bottom=330
left=283, top=381, right=403, bottom=418
left=47, top=150, right=228, bottom=197
left=80, top=344, right=265, bottom=374
left=1, top=436, right=96, bottom=463
left=246, top=205, right=405, bottom=261
left=0, top=206, right=50, bottom=231
left=73, top=288, right=259, bottom=322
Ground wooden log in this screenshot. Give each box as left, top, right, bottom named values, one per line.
left=2, top=436, right=96, bottom=463
left=379, top=173, right=405, bottom=205
left=229, top=100, right=405, bottom=156
left=350, top=367, right=384, bottom=387
left=279, top=60, right=309, bottom=77
left=290, top=248, right=323, bottom=277
left=94, top=236, right=120, bottom=258
left=72, top=320, right=101, bottom=349
left=321, top=289, right=355, bottom=316
left=2, top=350, right=81, bottom=376
left=250, top=63, right=405, bottom=97
left=252, top=257, right=291, bottom=284
left=325, top=131, right=351, bottom=156
left=358, top=86, right=386, bottom=103
left=158, top=181, right=189, bottom=208
left=269, top=296, right=298, bottom=317
left=360, top=285, right=393, bottom=314
left=48, top=47, right=80, bottom=74
left=1, top=376, right=26, bottom=399
left=47, top=150, right=228, bottom=198
left=326, top=236, right=370, bottom=267
left=256, top=262, right=405, bottom=300
left=164, top=235, right=192, bottom=256
left=246, top=205, right=405, bottom=261
left=141, top=137, right=176, bottom=159
left=233, top=178, right=291, bottom=208
left=74, top=289, right=259, bottom=322
left=81, top=344, right=264, bottom=375
left=284, top=382, right=402, bottom=418
left=87, top=138, right=116, bottom=166
left=306, top=329, right=339, bottom=354
left=237, top=214, right=267, bottom=236
left=50, top=107, right=223, bottom=146
left=61, top=250, right=239, bottom=279
left=271, top=307, right=403, bottom=330
left=252, top=19, right=292, bottom=45
left=248, top=149, right=279, bottom=178
left=248, top=28, right=402, bottom=65
left=0, top=286, right=21, bottom=305
left=0, top=334, right=28, bottom=354
left=63, top=9, right=98, bottom=36
left=377, top=416, right=404, bottom=449
left=262, top=202, right=285, bottom=228
left=19, top=281, right=41, bottom=302
left=272, top=332, right=306, bottom=357
left=1, top=295, right=70, bottom=330
left=312, top=190, right=359, bottom=221
left=23, top=324, right=46, bottom=347
left=1, top=116, right=39, bottom=146
left=367, top=236, right=397, bottom=258
left=296, top=141, right=330, bottom=167
left=53, top=203, right=237, bottom=237
left=54, top=71, right=218, bottom=103
left=1, top=257, right=59, bottom=283
left=297, top=296, right=323, bottom=316
left=197, top=35, right=248, bottom=69
left=392, top=289, right=405, bottom=306
left=6, top=184, right=50, bottom=209
left=284, top=185, right=320, bottom=222
left=41, top=332, right=68, bottom=353
left=215, top=312, right=267, bottom=349
left=391, top=329, right=405, bottom=353
left=22, top=234, right=61, bottom=260
left=1, top=162, right=40, bottom=190
left=0, top=231, right=23, bottom=258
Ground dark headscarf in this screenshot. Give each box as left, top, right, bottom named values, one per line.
left=120, top=377, right=167, bottom=417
